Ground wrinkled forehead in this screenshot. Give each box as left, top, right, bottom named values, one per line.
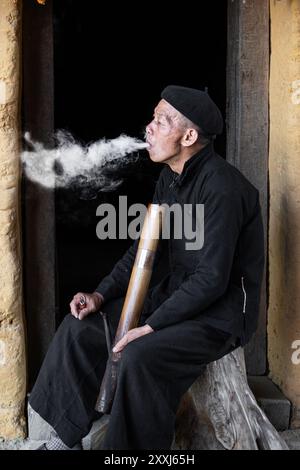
left=154, top=99, right=182, bottom=122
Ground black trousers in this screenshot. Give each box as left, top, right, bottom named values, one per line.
left=29, top=297, right=238, bottom=450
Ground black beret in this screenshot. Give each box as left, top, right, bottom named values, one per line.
left=161, top=85, right=223, bottom=136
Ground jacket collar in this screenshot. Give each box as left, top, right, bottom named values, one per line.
left=168, top=142, right=214, bottom=188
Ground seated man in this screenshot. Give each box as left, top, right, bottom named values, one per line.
left=29, top=85, right=265, bottom=450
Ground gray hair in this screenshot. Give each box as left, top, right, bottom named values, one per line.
left=178, top=114, right=214, bottom=145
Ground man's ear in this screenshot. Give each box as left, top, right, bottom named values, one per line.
left=181, top=128, right=198, bottom=147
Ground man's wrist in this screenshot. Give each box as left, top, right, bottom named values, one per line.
left=143, top=324, right=154, bottom=333
left=93, top=291, right=104, bottom=304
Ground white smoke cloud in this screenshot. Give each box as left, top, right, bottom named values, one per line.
left=21, top=131, right=149, bottom=194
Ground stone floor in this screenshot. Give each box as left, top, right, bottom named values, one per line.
left=0, top=438, right=25, bottom=450
left=1, top=429, right=300, bottom=450
left=279, top=429, right=300, bottom=450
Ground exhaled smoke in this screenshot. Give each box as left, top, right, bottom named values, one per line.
left=21, top=131, right=149, bottom=196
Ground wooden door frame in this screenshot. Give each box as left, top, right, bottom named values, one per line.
left=227, top=0, right=270, bottom=374
left=22, top=0, right=56, bottom=387
left=22, top=0, right=269, bottom=382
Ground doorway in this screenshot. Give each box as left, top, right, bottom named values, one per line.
left=22, top=0, right=237, bottom=384
left=53, top=0, right=228, bottom=322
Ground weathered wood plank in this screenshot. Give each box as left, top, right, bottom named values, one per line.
left=226, top=0, right=269, bottom=374
left=22, top=0, right=56, bottom=387
left=173, top=349, right=288, bottom=450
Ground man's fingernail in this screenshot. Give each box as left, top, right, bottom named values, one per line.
left=112, top=347, right=117, bottom=353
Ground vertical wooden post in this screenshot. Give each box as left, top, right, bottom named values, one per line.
left=22, top=0, right=56, bottom=386
left=227, top=0, right=269, bottom=374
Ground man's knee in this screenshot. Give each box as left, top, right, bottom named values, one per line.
left=58, top=312, right=102, bottom=340
left=60, top=313, right=83, bottom=333
left=120, top=340, right=153, bottom=373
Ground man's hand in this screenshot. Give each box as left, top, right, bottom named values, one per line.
left=70, top=292, right=104, bottom=320
left=113, top=324, right=154, bottom=353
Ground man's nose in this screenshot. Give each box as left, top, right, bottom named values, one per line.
left=146, top=122, right=153, bottom=135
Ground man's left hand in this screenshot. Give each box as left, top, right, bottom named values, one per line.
left=113, top=324, right=154, bottom=353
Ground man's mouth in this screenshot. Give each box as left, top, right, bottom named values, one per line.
left=146, top=139, right=153, bottom=148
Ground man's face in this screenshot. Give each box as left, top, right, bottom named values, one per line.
left=145, top=99, right=185, bottom=164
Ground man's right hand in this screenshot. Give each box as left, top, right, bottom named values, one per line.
left=70, top=292, right=104, bottom=320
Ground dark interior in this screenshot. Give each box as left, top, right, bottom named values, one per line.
left=53, top=0, right=228, bottom=324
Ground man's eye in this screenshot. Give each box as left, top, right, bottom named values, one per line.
left=152, top=116, right=166, bottom=127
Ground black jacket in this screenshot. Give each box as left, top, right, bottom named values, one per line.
left=96, top=143, right=265, bottom=345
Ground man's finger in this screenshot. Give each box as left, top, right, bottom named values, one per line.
left=78, top=307, right=89, bottom=320
left=73, top=293, right=85, bottom=306
left=74, top=292, right=84, bottom=300
left=113, top=335, right=128, bottom=353
left=70, top=302, right=79, bottom=318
